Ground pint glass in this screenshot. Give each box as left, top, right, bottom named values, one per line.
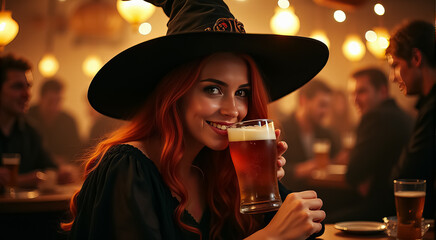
left=1, top=153, right=21, bottom=196
left=313, top=139, right=331, bottom=169
left=394, top=179, right=426, bottom=240
left=227, top=119, right=282, bottom=214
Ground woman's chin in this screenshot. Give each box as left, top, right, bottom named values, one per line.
left=207, top=142, right=229, bottom=151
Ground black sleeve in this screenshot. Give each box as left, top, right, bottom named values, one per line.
left=70, top=147, right=164, bottom=240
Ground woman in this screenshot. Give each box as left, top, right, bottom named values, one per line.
left=63, top=1, right=329, bottom=239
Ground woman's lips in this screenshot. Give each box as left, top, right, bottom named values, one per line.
left=206, top=121, right=233, bottom=135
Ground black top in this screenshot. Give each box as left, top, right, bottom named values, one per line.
left=346, top=99, right=413, bottom=220
left=70, top=144, right=324, bottom=240
left=0, top=118, right=57, bottom=173
left=394, top=85, right=436, bottom=219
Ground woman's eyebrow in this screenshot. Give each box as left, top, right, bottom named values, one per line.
left=199, top=78, right=227, bottom=86
left=199, top=79, right=250, bottom=88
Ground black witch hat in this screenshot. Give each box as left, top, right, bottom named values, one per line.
left=88, top=0, right=329, bottom=119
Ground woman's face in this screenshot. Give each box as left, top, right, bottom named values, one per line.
left=180, top=53, right=250, bottom=151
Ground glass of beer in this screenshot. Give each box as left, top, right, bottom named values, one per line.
left=227, top=119, right=282, bottom=214
left=313, top=139, right=331, bottom=169
left=394, top=179, right=426, bottom=240
left=1, top=153, right=21, bottom=196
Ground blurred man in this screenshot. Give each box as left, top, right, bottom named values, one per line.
left=280, top=79, right=341, bottom=190
left=387, top=19, right=435, bottom=219
left=329, top=67, right=413, bottom=222
left=27, top=78, right=82, bottom=166
left=0, top=54, right=57, bottom=188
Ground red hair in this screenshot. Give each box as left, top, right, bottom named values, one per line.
left=62, top=53, right=270, bottom=239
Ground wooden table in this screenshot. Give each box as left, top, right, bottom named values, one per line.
left=307, top=164, right=350, bottom=189
left=320, top=224, right=434, bottom=240
left=0, top=183, right=80, bottom=213
left=0, top=183, right=81, bottom=239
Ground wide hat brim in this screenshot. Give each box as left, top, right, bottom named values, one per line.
left=88, top=31, right=329, bottom=120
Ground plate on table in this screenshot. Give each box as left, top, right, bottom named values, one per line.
left=334, top=221, right=387, bottom=234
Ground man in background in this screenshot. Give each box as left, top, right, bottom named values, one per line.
left=328, top=67, right=413, bottom=222
left=387, top=19, right=435, bottom=219
left=0, top=54, right=58, bottom=188
left=27, top=78, right=82, bottom=166
left=280, top=79, right=341, bottom=191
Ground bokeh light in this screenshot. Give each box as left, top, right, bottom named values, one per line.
left=278, top=0, right=290, bottom=9
left=334, top=10, right=346, bottom=23
left=270, top=7, right=300, bottom=35
left=138, top=22, right=152, bottom=35
left=374, top=3, right=385, bottom=16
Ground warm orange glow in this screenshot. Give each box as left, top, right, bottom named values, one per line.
left=270, top=7, right=300, bottom=35
left=310, top=30, right=330, bottom=48
left=82, top=55, right=103, bottom=78
left=38, top=54, right=59, bottom=77
left=0, top=11, right=19, bottom=50
left=342, top=35, right=366, bottom=62
left=366, top=27, right=389, bottom=59
left=116, top=0, right=155, bottom=27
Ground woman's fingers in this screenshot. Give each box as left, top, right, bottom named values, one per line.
left=277, top=141, right=287, bottom=156
left=295, top=190, right=318, bottom=199
left=311, top=210, right=326, bottom=222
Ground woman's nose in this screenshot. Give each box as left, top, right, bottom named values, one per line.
left=220, top=96, right=239, bottom=118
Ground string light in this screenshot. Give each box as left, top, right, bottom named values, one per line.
left=270, top=7, right=300, bottom=35
left=116, top=0, right=155, bottom=28
left=0, top=10, right=18, bottom=51
left=334, top=10, right=346, bottom=23
left=310, top=30, right=330, bottom=48
left=82, top=55, right=103, bottom=78
left=138, top=22, right=152, bottom=35
left=342, top=35, right=366, bottom=62
left=278, top=0, right=290, bottom=9
left=366, top=27, right=389, bottom=59
left=374, top=3, right=385, bottom=16
left=365, top=30, right=377, bottom=42
left=38, top=54, right=59, bottom=77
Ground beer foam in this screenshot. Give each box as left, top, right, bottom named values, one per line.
left=228, top=122, right=276, bottom=141
left=395, top=191, right=426, bottom=198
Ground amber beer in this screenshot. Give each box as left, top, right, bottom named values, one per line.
left=1, top=153, right=21, bottom=194
left=394, top=180, right=426, bottom=240
left=313, top=139, right=331, bottom=169
left=228, top=119, right=281, bottom=214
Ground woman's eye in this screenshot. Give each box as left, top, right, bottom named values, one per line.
left=204, top=86, right=221, bottom=95
left=236, top=89, right=249, bottom=97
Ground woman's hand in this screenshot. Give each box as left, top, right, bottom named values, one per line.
left=275, top=129, right=287, bottom=181
left=251, top=191, right=325, bottom=240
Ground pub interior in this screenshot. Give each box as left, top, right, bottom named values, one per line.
left=0, top=0, right=435, bottom=239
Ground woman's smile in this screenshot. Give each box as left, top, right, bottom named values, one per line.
left=206, top=121, right=234, bottom=135
left=180, top=53, right=249, bottom=151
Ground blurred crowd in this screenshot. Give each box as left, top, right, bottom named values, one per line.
left=0, top=56, right=124, bottom=191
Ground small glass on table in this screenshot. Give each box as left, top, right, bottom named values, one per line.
left=1, top=153, right=21, bottom=197
left=394, top=179, right=426, bottom=240
left=313, top=139, right=331, bottom=170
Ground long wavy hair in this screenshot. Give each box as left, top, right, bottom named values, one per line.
left=62, top=53, right=270, bottom=239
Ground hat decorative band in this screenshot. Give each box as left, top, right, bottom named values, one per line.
left=205, top=18, right=246, bottom=33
